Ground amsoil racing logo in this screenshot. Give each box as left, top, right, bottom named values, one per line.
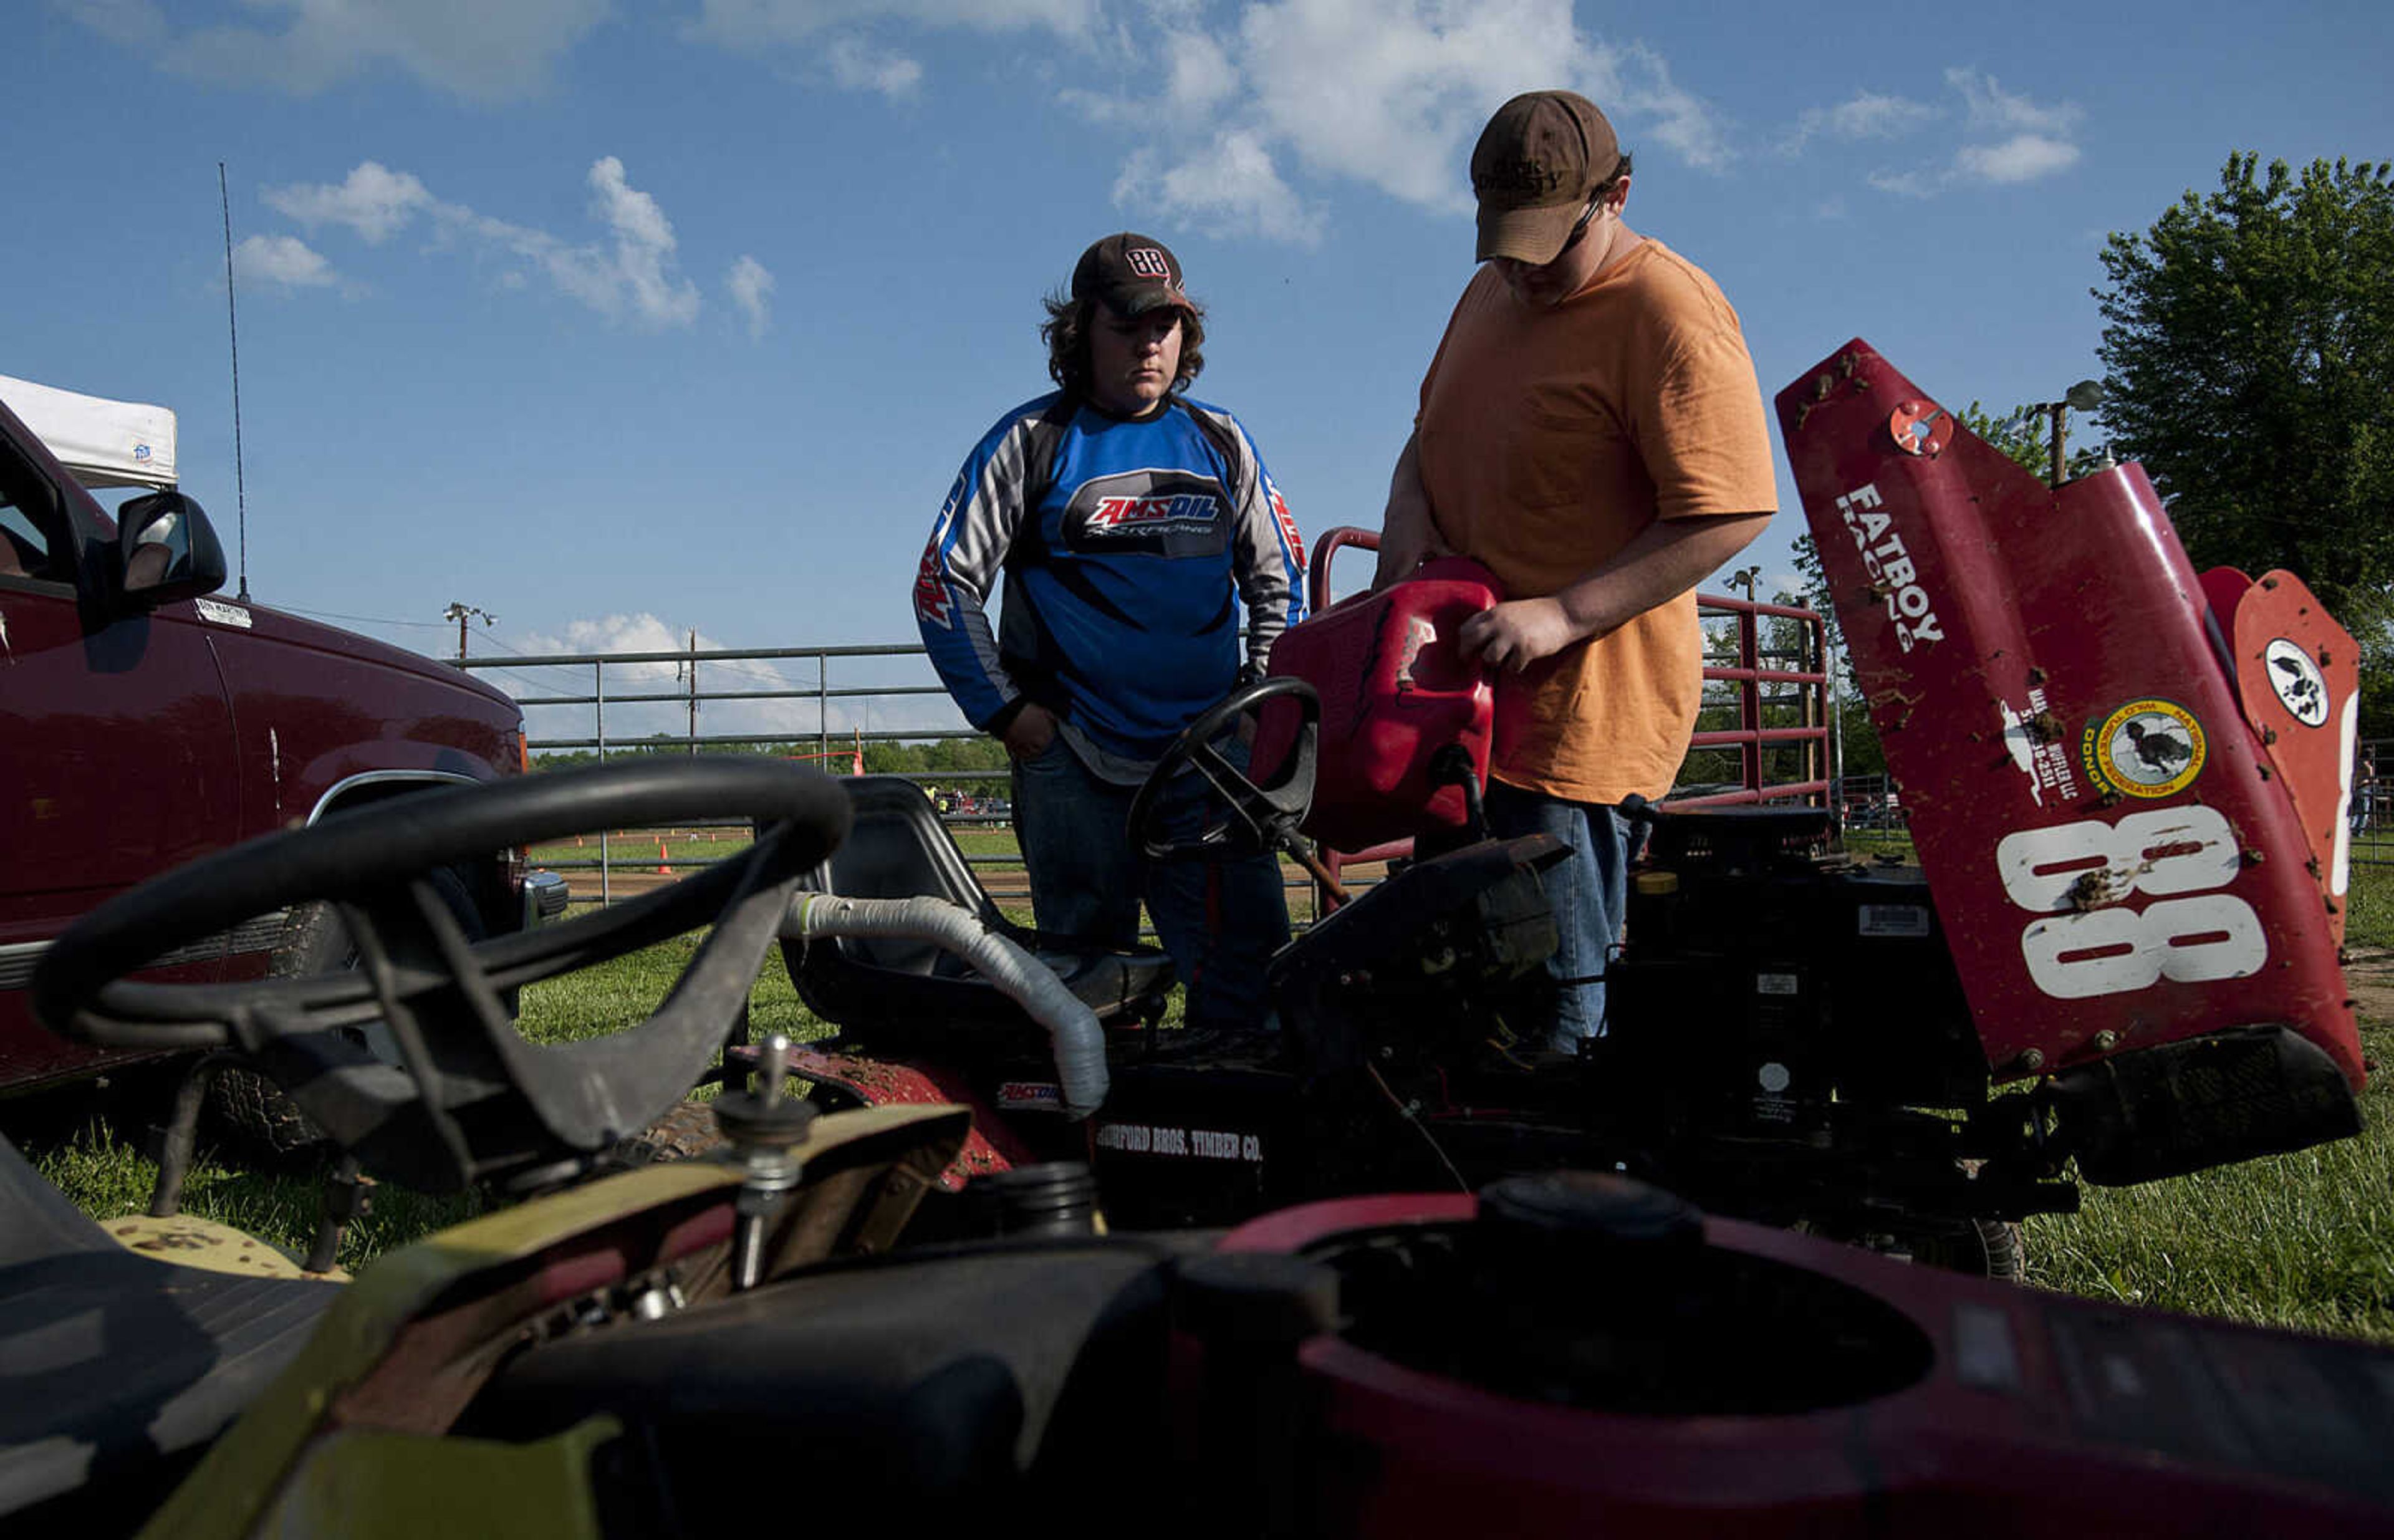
left=913, top=481, right=965, bottom=629
left=1086, top=492, right=1221, bottom=532
left=913, top=541, right=954, bottom=628
left=1064, top=469, right=1229, bottom=558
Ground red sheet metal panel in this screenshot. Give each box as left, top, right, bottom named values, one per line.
left=2225, top=569, right=2361, bottom=948
left=787, top=1048, right=1028, bottom=1191
left=1776, top=340, right=2360, bottom=1087
left=1202, top=1193, right=2394, bottom=1533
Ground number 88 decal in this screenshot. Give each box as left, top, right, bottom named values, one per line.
left=1993, top=806, right=2267, bottom=1001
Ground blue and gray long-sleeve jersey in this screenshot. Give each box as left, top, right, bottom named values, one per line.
left=913, top=391, right=1307, bottom=783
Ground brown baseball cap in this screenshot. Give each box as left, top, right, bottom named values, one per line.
left=1071, top=232, right=1192, bottom=317
left=1470, top=90, right=1620, bottom=264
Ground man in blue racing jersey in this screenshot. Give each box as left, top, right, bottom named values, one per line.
left=913, top=233, right=1308, bottom=1031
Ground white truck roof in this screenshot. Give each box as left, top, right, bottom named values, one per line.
left=0, top=373, right=178, bottom=491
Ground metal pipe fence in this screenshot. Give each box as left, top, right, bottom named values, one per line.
left=458, top=592, right=1832, bottom=913
left=459, top=610, right=2375, bottom=909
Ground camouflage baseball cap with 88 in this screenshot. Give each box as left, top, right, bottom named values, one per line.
left=1470, top=90, right=1622, bottom=266
left=1070, top=233, right=1191, bottom=317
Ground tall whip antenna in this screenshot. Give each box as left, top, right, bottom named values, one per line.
left=218, top=161, right=251, bottom=602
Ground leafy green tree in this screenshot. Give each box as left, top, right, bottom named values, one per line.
left=1954, top=400, right=2109, bottom=488
left=2094, top=153, right=2394, bottom=731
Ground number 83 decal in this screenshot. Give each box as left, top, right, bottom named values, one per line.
left=1994, top=806, right=2266, bottom=1001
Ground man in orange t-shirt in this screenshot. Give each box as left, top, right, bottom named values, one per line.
left=1375, top=89, right=1776, bottom=1049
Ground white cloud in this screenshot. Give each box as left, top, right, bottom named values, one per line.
left=686, top=0, right=1099, bottom=49
left=1113, top=2, right=1734, bottom=243
left=1116, top=133, right=1324, bottom=246
left=1866, top=168, right=1943, bottom=199
left=56, top=0, right=169, bottom=49
left=727, top=255, right=776, bottom=339
left=1589, top=39, right=1731, bottom=172
left=1958, top=133, right=2081, bottom=183
left=1236, top=0, right=1603, bottom=209
left=263, top=161, right=432, bottom=243
left=1863, top=69, right=2085, bottom=196
left=585, top=157, right=703, bottom=326
left=826, top=34, right=925, bottom=95
left=1781, top=90, right=1938, bottom=156
left=695, top=0, right=1735, bottom=245
left=65, top=0, right=608, bottom=102
left=233, top=233, right=339, bottom=289
left=1163, top=28, right=1238, bottom=115
left=1947, top=67, right=2082, bottom=137
left=261, top=158, right=706, bottom=327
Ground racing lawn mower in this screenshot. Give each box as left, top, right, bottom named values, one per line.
left=7, top=753, right=2393, bottom=1538
left=774, top=340, right=2367, bottom=1275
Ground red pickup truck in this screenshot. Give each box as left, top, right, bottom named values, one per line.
left=0, top=375, right=562, bottom=1102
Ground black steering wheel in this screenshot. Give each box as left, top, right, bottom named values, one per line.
left=1127, top=676, right=1320, bottom=863
left=31, top=758, right=850, bottom=1193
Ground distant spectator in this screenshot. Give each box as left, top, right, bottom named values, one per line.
left=2357, top=751, right=2378, bottom=835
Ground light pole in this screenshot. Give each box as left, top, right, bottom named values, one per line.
left=2023, top=380, right=2106, bottom=489
left=445, top=602, right=496, bottom=660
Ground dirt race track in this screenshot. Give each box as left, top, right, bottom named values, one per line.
left=559, top=859, right=1032, bottom=905
left=2347, top=947, right=2394, bottom=1025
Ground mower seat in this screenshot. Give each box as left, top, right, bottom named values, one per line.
left=0, top=1133, right=339, bottom=1526
left=779, top=777, right=1175, bottom=1056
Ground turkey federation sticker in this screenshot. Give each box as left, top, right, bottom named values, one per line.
left=2081, top=699, right=2205, bottom=799
left=2262, top=638, right=2329, bottom=727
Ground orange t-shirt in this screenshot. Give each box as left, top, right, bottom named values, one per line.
left=1415, top=241, right=1776, bottom=804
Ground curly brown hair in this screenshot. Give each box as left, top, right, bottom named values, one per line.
left=1041, top=293, right=1207, bottom=400
left=1597, top=150, right=1634, bottom=200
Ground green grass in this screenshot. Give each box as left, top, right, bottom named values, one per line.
left=2030, top=859, right=2394, bottom=1340
left=2024, top=1023, right=2394, bottom=1342
left=2345, top=852, right=2393, bottom=950
left=1837, top=835, right=2394, bottom=1338
left=29, top=1121, right=484, bottom=1273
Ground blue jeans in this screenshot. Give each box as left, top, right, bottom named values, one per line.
left=1479, top=781, right=1637, bottom=1052
left=1011, top=736, right=1289, bottom=1031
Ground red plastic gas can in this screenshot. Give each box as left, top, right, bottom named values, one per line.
left=1257, top=557, right=1501, bottom=854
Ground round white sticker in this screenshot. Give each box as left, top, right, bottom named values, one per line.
left=2262, top=637, right=2329, bottom=727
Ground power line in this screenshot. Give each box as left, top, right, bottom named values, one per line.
left=271, top=604, right=449, bottom=630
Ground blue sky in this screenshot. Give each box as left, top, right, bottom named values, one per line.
left=8, top=1, right=2390, bottom=742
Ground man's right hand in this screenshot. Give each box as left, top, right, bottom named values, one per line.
left=1003, top=702, right=1059, bottom=759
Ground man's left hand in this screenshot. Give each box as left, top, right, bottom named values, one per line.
left=1459, top=597, right=1579, bottom=673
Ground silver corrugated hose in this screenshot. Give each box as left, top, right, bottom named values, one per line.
left=786, top=893, right=1110, bottom=1116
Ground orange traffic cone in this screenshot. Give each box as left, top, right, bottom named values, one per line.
left=657, top=840, right=673, bottom=875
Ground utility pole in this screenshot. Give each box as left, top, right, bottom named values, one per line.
left=445, top=602, right=496, bottom=660
left=2023, top=380, right=2107, bottom=488
left=687, top=628, right=699, bottom=754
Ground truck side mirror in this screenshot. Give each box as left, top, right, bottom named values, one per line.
left=117, top=490, right=228, bottom=605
